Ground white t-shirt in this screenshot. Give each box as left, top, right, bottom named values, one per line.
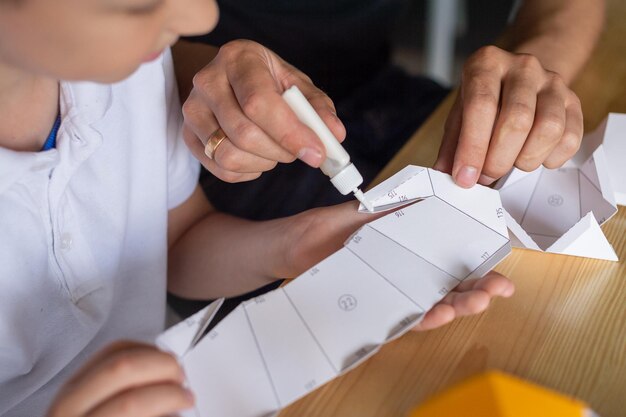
left=0, top=50, right=200, bottom=416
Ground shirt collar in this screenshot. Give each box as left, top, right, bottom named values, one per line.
left=0, top=81, right=112, bottom=195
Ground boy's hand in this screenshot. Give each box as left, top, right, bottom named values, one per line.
left=412, top=271, right=514, bottom=331
left=182, top=39, right=345, bottom=183
left=434, top=46, right=583, bottom=188
left=47, top=341, right=193, bottom=417
left=281, top=202, right=514, bottom=333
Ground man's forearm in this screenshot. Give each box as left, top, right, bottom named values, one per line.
left=500, top=0, right=605, bottom=84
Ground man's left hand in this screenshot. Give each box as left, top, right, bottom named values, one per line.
left=434, top=45, right=583, bottom=188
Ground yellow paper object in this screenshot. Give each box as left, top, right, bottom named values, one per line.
left=410, top=371, right=590, bottom=417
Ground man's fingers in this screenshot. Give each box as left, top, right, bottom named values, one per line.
left=182, top=124, right=226, bottom=179
left=204, top=76, right=295, bottom=163
left=296, top=80, right=346, bottom=143
left=202, top=161, right=263, bottom=183
left=182, top=93, right=225, bottom=172
left=185, top=125, right=264, bottom=182
left=481, top=69, right=538, bottom=183
left=544, top=95, right=584, bottom=168
left=54, top=347, right=184, bottom=416
left=229, top=52, right=326, bottom=167
left=515, top=76, right=567, bottom=172
left=453, top=56, right=503, bottom=188
left=442, top=47, right=581, bottom=187
left=183, top=40, right=348, bottom=176
left=182, top=89, right=220, bottom=148
left=182, top=111, right=276, bottom=182
left=433, top=92, right=462, bottom=174
left=213, top=138, right=278, bottom=174
left=87, top=383, right=193, bottom=417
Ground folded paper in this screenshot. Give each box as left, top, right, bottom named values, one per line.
left=581, top=113, right=626, bottom=206
left=157, top=166, right=511, bottom=417
left=495, top=118, right=618, bottom=261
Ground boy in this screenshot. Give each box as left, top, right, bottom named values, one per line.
left=0, top=0, right=513, bottom=415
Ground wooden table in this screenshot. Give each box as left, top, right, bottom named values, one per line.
left=280, top=1, right=626, bottom=416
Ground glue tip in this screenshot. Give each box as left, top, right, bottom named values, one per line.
left=353, top=189, right=374, bottom=212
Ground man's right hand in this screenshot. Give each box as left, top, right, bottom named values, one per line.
left=47, top=341, right=193, bottom=417
left=182, top=39, right=346, bottom=183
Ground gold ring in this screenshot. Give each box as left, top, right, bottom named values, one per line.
left=204, top=128, right=228, bottom=160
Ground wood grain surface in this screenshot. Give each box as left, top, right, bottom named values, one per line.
left=279, top=1, right=626, bottom=416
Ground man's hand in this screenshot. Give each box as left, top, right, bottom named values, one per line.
left=47, top=342, right=193, bottom=417
left=434, top=45, right=584, bottom=188
left=182, top=39, right=345, bottom=183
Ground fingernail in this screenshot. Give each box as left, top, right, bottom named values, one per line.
left=332, top=112, right=344, bottom=126
left=503, top=284, right=515, bottom=297
left=185, top=388, right=195, bottom=403
left=333, top=115, right=346, bottom=133
left=455, top=166, right=479, bottom=188
left=478, top=174, right=497, bottom=185
left=433, top=160, right=447, bottom=172
left=297, top=147, right=323, bottom=167
left=433, top=161, right=452, bottom=175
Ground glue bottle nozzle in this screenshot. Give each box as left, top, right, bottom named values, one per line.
left=353, top=189, right=374, bottom=212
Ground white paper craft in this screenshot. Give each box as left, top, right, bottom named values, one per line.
left=157, top=166, right=511, bottom=417
left=578, top=113, right=626, bottom=206
left=495, top=117, right=619, bottom=261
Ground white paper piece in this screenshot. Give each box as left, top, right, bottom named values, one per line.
left=345, top=225, right=459, bottom=312
left=428, top=169, right=510, bottom=238
left=496, top=131, right=618, bottom=261
left=242, top=289, right=337, bottom=406
left=581, top=113, right=626, bottom=205
left=158, top=165, right=511, bottom=417
left=519, top=168, right=581, bottom=247
left=156, top=298, right=224, bottom=357
left=546, top=212, right=618, bottom=259
left=182, top=306, right=279, bottom=417
left=368, top=197, right=509, bottom=280
left=358, top=165, right=433, bottom=210
left=284, top=247, right=420, bottom=373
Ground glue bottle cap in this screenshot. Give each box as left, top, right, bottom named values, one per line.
left=330, top=163, right=364, bottom=195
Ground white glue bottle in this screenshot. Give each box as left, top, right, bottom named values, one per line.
left=282, top=85, right=374, bottom=212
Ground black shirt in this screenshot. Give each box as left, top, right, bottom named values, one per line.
left=189, top=0, right=409, bottom=99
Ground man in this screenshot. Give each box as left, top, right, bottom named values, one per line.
left=177, top=0, right=603, bottom=220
